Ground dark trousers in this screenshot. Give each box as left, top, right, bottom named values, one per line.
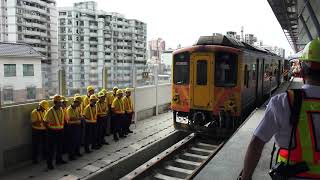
left=67, top=124, right=81, bottom=157
left=62, top=124, right=69, bottom=154
left=110, top=112, right=114, bottom=133
left=113, top=114, right=124, bottom=136
left=84, top=123, right=97, bottom=150
left=125, top=113, right=133, bottom=132
left=97, top=116, right=106, bottom=145
left=32, top=129, right=47, bottom=162
left=46, top=129, right=64, bottom=166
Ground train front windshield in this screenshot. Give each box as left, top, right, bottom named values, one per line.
left=173, top=52, right=190, bottom=85
left=215, top=52, right=237, bottom=87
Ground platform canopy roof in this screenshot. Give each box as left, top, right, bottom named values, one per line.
left=268, top=0, right=299, bottom=52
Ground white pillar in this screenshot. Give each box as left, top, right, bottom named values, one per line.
left=155, top=65, right=159, bottom=116
left=132, top=65, right=137, bottom=125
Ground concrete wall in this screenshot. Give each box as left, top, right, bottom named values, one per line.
left=0, top=84, right=171, bottom=174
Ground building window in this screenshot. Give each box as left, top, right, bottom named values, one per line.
left=26, top=86, right=36, bottom=99
left=80, top=59, right=84, bottom=64
left=4, top=64, right=16, bottom=77
left=69, top=59, right=72, bottom=64
left=3, top=88, right=13, bottom=102
left=81, top=74, right=85, bottom=79
left=23, top=64, right=34, bottom=76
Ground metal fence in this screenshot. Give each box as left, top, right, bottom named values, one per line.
left=0, top=63, right=171, bottom=107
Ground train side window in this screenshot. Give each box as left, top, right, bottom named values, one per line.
left=173, top=52, right=190, bottom=85
left=252, top=64, right=256, bottom=80
left=197, top=60, right=207, bottom=85
left=244, top=65, right=249, bottom=88
left=215, top=52, right=237, bottom=87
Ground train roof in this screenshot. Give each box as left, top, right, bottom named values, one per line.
left=194, top=34, right=280, bottom=56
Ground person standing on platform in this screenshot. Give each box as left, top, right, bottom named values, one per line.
left=101, top=89, right=110, bottom=136
left=61, top=96, right=69, bottom=154
left=82, top=86, right=95, bottom=114
left=31, top=100, right=49, bottom=164
left=122, top=88, right=134, bottom=134
left=108, top=86, right=118, bottom=136
left=96, top=91, right=109, bottom=146
left=44, top=95, right=66, bottom=170
left=111, top=89, right=126, bottom=141
left=67, top=96, right=83, bottom=160
left=83, top=94, right=99, bottom=153
left=240, top=38, right=320, bottom=180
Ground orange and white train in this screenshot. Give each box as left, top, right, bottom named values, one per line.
left=171, top=35, right=285, bottom=136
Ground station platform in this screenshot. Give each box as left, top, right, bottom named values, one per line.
left=194, top=78, right=304, bottom=180
left=0, top=112, right=174, bottom=180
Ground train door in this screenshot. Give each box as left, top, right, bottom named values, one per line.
left=255, top=59, right=260, bottom=106
left=277, top=60, right=281, bottom=87
left=191, top=53, right=212, bottom=110
left=257, top=58, right=265, bottom=105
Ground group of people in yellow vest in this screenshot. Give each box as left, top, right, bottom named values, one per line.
left=31, top=86, right=134, bottom=170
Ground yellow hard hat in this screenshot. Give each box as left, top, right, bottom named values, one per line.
left=113, top=86, right=118, bottom=91
left=61, top=96, right=68, bottom=102
left=90, top=94, right=98, bottom=101
left=74, top=96, right=83, bottom=102
left=300, top=37, right=320, bottom=63
left=74, top=93, right=80, bottom=97
left=101, top=89, right=107, bottom=94
left=98, top=91, right=105, bottom=98
left=125, top=88, right=131, bottom=93
left=39, top=100, right=49, bottom=110
left=53, top=95, right=62, bottom=102
left=116, top=89, right=123, bottom=95
left=87, top=86, right=94, bottom=92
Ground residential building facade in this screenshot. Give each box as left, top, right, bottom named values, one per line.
left=244, top=34, right=257, bottom=45
left=0, top=43, right=44, bottom=105
left=0, top=0, right=58, bottom=95
left=148, top=38, right=165, bottom=64
left=58, top=1, right=147, bottom=94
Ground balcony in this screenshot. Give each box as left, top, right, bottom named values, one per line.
left=89, top=32, right=97, bottom=37
left=105, top=55, right=112, bottom=59
left=104, top=41, right=112, bottom=45
left=24, top=38, right=41, bottom=44
left=89, top=41, right=98, bottom=45
left=90, top=55, right=97, bottom=59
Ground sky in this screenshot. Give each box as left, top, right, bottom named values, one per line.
left=56, top=0, right=294, bottom=57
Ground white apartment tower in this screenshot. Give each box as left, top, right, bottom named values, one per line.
left=58, top=1, right=147, bottom=94
left=0, top=0, right=58, bottom=96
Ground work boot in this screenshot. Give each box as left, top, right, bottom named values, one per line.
left=47, top=163, right=54, bottom=170
left=102, top=141, right=109, bottom=145
left=56, top=159, right=67, bottom=165
left=68, top=155, right=76, bottom=161
left=76, top=152, right=83, bottom=157
left=113, top=133, right=119, bottom=141
left=32, top=159, right=39, bottom=164
left=128, top=129, right=133, bottom=133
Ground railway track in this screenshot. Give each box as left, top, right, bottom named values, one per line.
left=121, top=133, right=225, bottom=180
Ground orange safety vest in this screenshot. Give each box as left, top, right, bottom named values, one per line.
left=112, top=97, right=125, bottom=114
left=123, top=96, right=133, bottom=113
left=96, top=101, right=107, bottom=116
left=68, top=106, right=81, bottom=124
left=48, top=108, right=64, bottom=130
left=84, top=105, right=97, bottom=123
left=31, top=109, right=46, bottom=130
left=277, top=90, right=320, bottom=179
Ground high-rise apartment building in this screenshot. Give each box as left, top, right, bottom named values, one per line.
left=226, top=31, right=241, bottom=41
left=58, top=1, right=147, bottom=94
left=0, top=0, right=58, bottom=95
left=244, top=34, right=257, bottom=45
left=148, top=38, right=165, bottom=64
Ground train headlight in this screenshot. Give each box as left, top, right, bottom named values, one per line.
left=173, top=94, right=180, bottom=103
